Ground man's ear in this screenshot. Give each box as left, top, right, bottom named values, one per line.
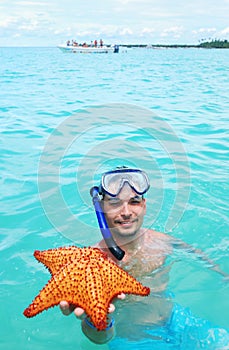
left=142, top=198, right=146, bottom=214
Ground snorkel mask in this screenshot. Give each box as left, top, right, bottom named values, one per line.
left=100, top=167, right=150, bottom=197
left=90, top=167, right=150, bottom=260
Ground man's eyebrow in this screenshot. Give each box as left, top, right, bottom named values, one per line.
left=105, top=195, right=143, bottom=202
left=106, top=196, right=120, bottom=201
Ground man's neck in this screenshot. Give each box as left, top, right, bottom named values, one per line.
left=111, top=228, right=145, bottom=252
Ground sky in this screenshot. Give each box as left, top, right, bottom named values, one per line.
left=0, top=0, right=229, bottom=46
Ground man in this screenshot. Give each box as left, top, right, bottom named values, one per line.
left=60, top=167, right=228, bottom=346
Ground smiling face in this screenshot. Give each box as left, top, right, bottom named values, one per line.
left=102, top=184, right=146, bottom=240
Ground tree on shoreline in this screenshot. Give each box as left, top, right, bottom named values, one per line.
left=198, top=39, right=229, bottom=48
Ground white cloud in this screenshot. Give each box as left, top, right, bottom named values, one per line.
left=192, top=27, right=216, bottom=35
left=160, top=26, right=184, bottom=38
left=220, top=26, right=229, bottom=35
left=0, top=17, right=18, bottom=28
left=119, top=27, right=133, bottom=36
left=141, top=28, right=155, bottom=34
left=17, top=1, right=45, bottom=5
left=19, top=19, right=39, bottom=31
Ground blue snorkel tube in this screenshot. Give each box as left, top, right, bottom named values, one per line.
left=90, top=186, right=125, bottom=261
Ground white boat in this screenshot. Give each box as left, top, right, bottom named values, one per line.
left=58, top=44, right=119, bottom=54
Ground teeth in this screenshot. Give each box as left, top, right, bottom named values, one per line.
left=115, top=220, right=134, bottom=225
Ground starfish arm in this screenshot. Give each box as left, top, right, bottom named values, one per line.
left=99, top=258, right=150, bottom=305
left=23, top=276, right=66, bottom=317
left=34, top=246, right=85, bottom=275
left=34, top=247, right=103, bottom=275
left=82, top=259, right=111, bottom=330
left=23, top=259, right=91, bottom=318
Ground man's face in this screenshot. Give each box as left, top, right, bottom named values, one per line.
left=102, top=184, right=146, bottom=239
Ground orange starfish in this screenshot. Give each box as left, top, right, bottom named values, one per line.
left=23, top=246, right=150, bottom=330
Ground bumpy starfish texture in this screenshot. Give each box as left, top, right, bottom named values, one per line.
left=23, top=246, right=150, bottom=330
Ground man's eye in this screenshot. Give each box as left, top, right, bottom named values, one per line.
left=130, top=198, right=142, bottom=204
left=108, top=199, right=121, bottom=206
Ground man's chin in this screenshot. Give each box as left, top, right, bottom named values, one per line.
left=113, top=225, right=137, bottom=237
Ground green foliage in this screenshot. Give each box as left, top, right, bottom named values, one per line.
left=198, top=39, right=229, bottom=48
left=120, top=39, right=229, bottom=49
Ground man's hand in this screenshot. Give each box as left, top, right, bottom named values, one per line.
left=59, top=293, right=126, bottom=318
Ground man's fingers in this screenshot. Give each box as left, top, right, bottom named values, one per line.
left=117, top=293, right=126, bottom=300
left=108, top=293, right=126, bottom=313
left=60, top=294, right=126, bottom=318
left=108, top=304, right=115, bottom=313
left=59, top=301, right=76, bottom=316
left=60, top=301, right=85, bottom=319
left=60, top=301, right=72, bottom=315
left=74, top=307, right=85, bottom=319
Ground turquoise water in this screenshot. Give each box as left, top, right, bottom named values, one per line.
left=1, top=47, right=229, bottom=349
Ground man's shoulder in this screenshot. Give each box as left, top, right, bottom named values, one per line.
left=144, top=228, right=173, bottom=242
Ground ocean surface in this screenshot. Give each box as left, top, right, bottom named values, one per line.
left=1, top=46, right=229, bottom=349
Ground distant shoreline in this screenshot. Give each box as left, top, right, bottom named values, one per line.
left=1, top=39, right=228, bottom=49
left=120, top=40, right=229, bottom=49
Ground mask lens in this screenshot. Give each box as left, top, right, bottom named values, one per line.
left=102, top=173, right=123, bottom=195
left=128, top=172, right=147, bottom=193
left=101, top=169, right=150, bottom=196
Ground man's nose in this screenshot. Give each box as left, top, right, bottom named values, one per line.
left=120, top=202, right=131, bottom=216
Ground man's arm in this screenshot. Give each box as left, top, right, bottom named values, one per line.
left=172, top=238, right=228, bottom=279
left=59, top=294, right=125, bottom=344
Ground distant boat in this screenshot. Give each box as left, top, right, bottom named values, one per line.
left=58, top=44, right=119, bottom=54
